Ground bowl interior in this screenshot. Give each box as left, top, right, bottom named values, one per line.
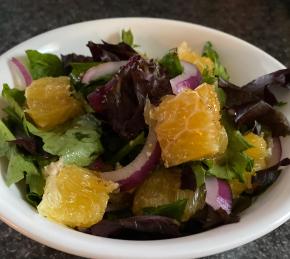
left=0, top=18, right=289, bottom=259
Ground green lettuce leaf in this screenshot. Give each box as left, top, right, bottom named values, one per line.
left=1, top=85, right=44, bottom=205
left=6, top=148, right=38, bottom=186
left=143, top=199, right=187, bottom=221
left=121, top=29, right=134, bottom=46
left=215, top=86, right=226, bottom=108
left=2, top=84, right=29, bottom=134
left=192, top=163, right=206, bottom=188
left=0, top=120, right=15, bottom=157
left=71, top=62, right=99, bottom=74
left=0, top=119, right=44, bottom=196
left=26, top=173, right=45, bottom=197
left=27, top=114, right=103, bottom=166
left=108, top=131, right=145, bottom=165
left=202, top=68, right=216, bottom=84
left=69, top=62, right=111, bottom=97
left=159, top=51, right=183, bottom=78
left=26, top=50, right=64, bottom=79
left=121, top=29, right=140, bottom=48
left=202, top=41, right=229, bottom=80
left=205, top=113, right=253, bottom=182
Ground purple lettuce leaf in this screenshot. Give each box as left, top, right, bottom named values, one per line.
left=234, top=100, right=290, bottom=137
left=88, top=215, right=181, bottom=239
left=180, top=166, right=196, bottom=191
left=89, top=220, right=122, bottom=237
left=9, top=137, right=37, bottom=155
left=184, top=205, right=239, bottom=234
left=89, top=55, right=172, bottom=139
left=87, top=41, right=137, bottom=62
left=231, top=195, right=252, bottom=215
left=242, top=69, right=290, bottom=105
left=106, top=192, right=133, bottom=213
left=218, top=78, right=259, bottom=107
left=61, top=53, right=93, bottom=73
left=219, top=69, right=290, bottom=137
left=250, top=158, right=290, bottom=195
left=219, top=69, right=290, bottom=107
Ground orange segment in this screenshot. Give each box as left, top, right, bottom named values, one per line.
left=230, top=172, right=252, bottom=198
left=150, top=83, right=227, bottom=167
left=230, top=133, right=268, bottom=198
left=244, top=132, right=268, bottom=171
left=133, top=168, right=205, bottom=221
left=25, top=77, right=83, bottom=129
left=37, top=162, right=118, bottom=228
left=177, top=42, right=214, bottom=74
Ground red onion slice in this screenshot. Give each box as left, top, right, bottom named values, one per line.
left=101, top=128, right=161, bottom=191
left=170, top=61, right=202, bottom=94
left=205, top=176, right=232, bottom=214
left=82, top=61, right=127, bottom=85
left=10, top=57, right=32, bottom=86
left=267, top=137, right=282, bottom=167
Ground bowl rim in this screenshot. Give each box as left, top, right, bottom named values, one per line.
left=0, top=17, right=287, bottom=259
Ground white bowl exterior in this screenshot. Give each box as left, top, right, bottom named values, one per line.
left=0, top=18, right=288, bottom=259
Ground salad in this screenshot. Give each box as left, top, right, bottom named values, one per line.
left=1, top=29, right=290, bottom=240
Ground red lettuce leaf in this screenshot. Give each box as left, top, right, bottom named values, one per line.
left=87, top=41, right=137, bottom=62
left=250, top=158, right=290, bottom=195
left=232, top=195, right=252, bottom=215
left=184, top=205, right=239, bottom=234
left=180, top=166, right=196, bottom=191
left=242, top=69, right=290, bottom=105
left=234, top=100, right=290, bottom=137
left=106, top=192, right=133, bottom=213
left=88, top=216, right=181, bottom=239
left=9, top=137, right=37, bottom=155
left=218, top=78, right=260, bottom=107
left=61, top=53, right=93, bottom=74
left=9, top=136, right=53, bottom=159
left=89, top=55, right=172, bottom=139
left=219, top=69, right=290, bottom=107
left=218, top=69, right=290, bottom=137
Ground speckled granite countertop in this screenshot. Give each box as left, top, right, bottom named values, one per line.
left=0, top=0, right=290, bottom=258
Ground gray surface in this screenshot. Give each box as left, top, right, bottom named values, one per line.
left=0, top=0, right=290, bottom=258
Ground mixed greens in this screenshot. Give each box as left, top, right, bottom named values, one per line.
left=1, top=29, right=290, bottom=239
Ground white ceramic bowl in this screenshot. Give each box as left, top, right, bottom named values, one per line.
left=0, top=18, right=289, bottom=259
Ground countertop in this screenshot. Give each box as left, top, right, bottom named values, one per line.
left=0, top=0, right=290, bottom=258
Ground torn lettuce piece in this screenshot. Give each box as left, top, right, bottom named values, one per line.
left=93, top=55, right=172, bottom=139
left=0, top=119, right=44, bottom=198
left=0, top=120, right=15, bottom=157
left=2, top=84, right=29, bottom=134
left=204, top=113, right=253, bottom=182
left=89, top=215, right=181, bottom=239
left=191, top=163, right=206, bottom=188
left=26, top=50, right=64, bottom=79
left=143, top=199, right=187, bottom=221
left=215, top=85, right=226, bottom=108
left=25, top=173, right=46, bottom=206
left=6, top=148, right=39, bottom=186
left=27, top=114, right=103, bottom=167
left=87, top=40, right=137, bottom=62
left=69, top=62, right=112, bottom=97
left=108, top=131, right=145, bottom=165
left=159, top=51, right=183, bottom=78
left=202, top=41, right=229, bottom=80
left=121, top=29, right=134, bottom=47
left=61, top=53, right=94, bottom=74
left=202, top=68, right=216, bottom=84
left=70, top=62, right=100, bottom=81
